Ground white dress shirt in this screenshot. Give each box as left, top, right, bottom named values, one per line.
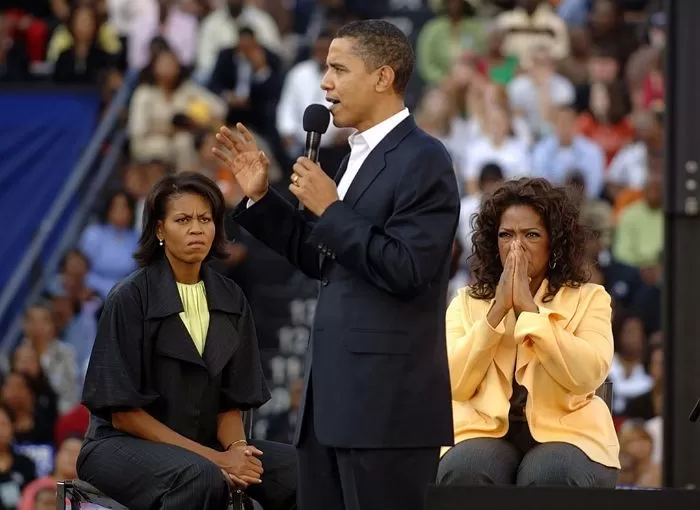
left=337, top=108, right=410, bottom=199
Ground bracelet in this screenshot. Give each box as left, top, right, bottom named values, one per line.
left=226, top=439, right=248, bottom=450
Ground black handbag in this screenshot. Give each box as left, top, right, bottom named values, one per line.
left=229, top=488, right=255, bottom=510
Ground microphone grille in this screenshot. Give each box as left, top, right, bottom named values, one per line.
left=303, top=104, right=331, bottom=134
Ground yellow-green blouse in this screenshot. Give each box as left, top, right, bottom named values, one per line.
left=176, top=281, right=209, bottom=355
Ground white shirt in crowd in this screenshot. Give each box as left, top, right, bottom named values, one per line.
left=507, top=73, right=575, bottom=137
left=196, top=6, right=282, bottom=81
left=461, top=137, right=532, bottom=183
left=607, top=141, right=649, bottom=189
left=106, top=0, right=143, bottom=36
left=463, top=115, right=533, bottom=147
left=276, top=60, right=344, bottom=148
left=608, top=353, right=654, bottom=414
left=456, top=193, right=481, bottom=259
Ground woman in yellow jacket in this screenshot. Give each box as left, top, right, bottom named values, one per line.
left=438, top=178, right=620, bottom=487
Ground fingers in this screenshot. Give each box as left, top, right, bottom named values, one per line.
left=239, top=473, right=263, bottom=485
left=289, top=182, right=302, bottom=199
left=222, top=472, right=235, bottom=489
left=247, top=446, right=264, bottom=456
left=245, top=462, right=264, bottom=476
left=215, top=127, right=238, bottom=154
left=216, top=124, right=256, bottom=156
left=295, top=156, right=323, bottom=175
left=246, top=459, right=264, bottom=472
left=211, top=147, right=232, bottom=166
left=236, top=122, right=254, bottom=144
left=245, top=455, right=263, bottom=468
left=227, top=473, right=249, bottom=488
left=292, top=160, right=311, bottom=177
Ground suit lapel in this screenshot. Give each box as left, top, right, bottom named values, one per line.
left=341, top=116, right=417, bottom=209
left=202, top=313, right=238, bottom=377
left=154, top=316, right=208, bottom=369
left=334, top=154, right=350, bottom=185
left=342, top=150, right=387, bottom=208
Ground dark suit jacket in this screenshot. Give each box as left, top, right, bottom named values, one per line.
left=208, top=47, right=282, bottom=135
left=235, top=115, right=459, bottom=449
left=81, top=257, right=270, bottom=449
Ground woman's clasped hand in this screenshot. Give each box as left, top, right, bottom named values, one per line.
left=488, top=240, right=539, bottom=328
left=215, top=443, right=264, bottom=488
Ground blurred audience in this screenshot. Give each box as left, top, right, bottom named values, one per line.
left=129, top=47, right=226, bottom=169
left=0, top=0, right=670, bottom=491
left=78, top=190, right=139, bottom=299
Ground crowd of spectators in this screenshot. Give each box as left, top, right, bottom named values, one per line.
left=0, top=0, right=667, bottom=506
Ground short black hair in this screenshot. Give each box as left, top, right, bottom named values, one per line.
left=134, top=172, right=229, bottom=267
left=239, top=26, right=256, bottom=38
left=335, top=19, right=414, bottom=95
left=59, top=248, right=90, bottom=271
left=479, top=163, right=504, bottom=185
left=100, top=189, right=136, bottom=224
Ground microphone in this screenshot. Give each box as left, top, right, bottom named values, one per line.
left=298, top=104, right=331, bottom=211
left=303, top=104, right=331, bottom=163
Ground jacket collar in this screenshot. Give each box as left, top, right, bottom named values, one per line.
left=144, top=256, right=242, bottom=319
left=340, top=115, right=417, bottom=207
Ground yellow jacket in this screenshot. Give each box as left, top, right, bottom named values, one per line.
left=444, top=282, right=620, bottom=469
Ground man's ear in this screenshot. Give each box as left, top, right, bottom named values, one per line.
left=374, top=65, right=396, bottom=94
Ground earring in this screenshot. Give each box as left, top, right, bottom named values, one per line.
left=159, top=239, right=164, bottom=247
left=549, top=259, right=557, bottom=270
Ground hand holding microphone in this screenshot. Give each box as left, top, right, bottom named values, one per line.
left=290, top=104, right=339, bottom=216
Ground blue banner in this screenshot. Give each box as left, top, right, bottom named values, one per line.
left=0, top=88, right=101, bottom=337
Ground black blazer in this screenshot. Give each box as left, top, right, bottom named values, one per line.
left=235, top=115, right=460, bottom=449
left=81, top=257, right=270, bottom=449
left=53, top=46, right=115, bottom=85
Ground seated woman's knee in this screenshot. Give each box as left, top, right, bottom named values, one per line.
left=437, top=438, right=520, bottom=485
left=184, top=458, right=229, bottom=498
left=517, top=443, right=615, bottom=487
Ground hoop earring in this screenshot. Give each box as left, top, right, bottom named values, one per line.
left=159, top=239, right=164, bottom=247
left=549, top=259, right=557, bottom=270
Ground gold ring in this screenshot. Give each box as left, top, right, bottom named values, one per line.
left=292, top=174, right=299, bottom=185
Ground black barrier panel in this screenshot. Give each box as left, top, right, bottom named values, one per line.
left=664, top=0, right=700, bottom=489
left=425, top=485, right=700, bottom=510
left=249, top=273, right=318, bottom=441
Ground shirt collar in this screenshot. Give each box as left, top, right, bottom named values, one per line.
left=348, top=108, right=410, bottom=152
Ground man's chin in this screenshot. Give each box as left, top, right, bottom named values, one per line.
left=331, top=116, right=347, bottom=129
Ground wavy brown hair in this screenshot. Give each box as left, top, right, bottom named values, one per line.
left=468, top=178, right=588, bottom=303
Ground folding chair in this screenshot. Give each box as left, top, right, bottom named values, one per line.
left=596, top=380, right=614, bottom=411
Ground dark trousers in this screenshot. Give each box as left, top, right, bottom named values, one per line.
left=436, top=421, right=619, bottom=488
left=77, top=435, right=297, bottom=510
left=297, top=385, right=440, bottom=510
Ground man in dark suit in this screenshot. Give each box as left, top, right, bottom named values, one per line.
left=208, top=26, right=283, bottom=138
left=213, top=19, right=459, bottom=510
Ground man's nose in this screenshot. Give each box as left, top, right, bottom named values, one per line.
left=321, top=73, right=332, bottom=91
